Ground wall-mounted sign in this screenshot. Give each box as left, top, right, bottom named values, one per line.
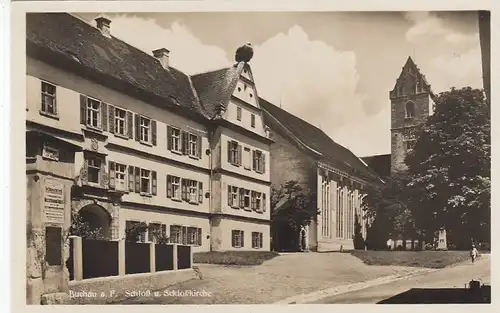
left=42, top=143, right=60, bottom=161
left=43, top=178, right=65, bottom=224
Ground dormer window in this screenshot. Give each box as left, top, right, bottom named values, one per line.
left=405, top=101, right=415, bottom=119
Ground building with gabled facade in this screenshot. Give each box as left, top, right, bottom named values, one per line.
left=25, top=10, right=271, bottom=281
left=260, top=99, right=383, bottom=252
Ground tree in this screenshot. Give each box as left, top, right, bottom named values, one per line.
left=69, top=212, right=105, bottom=240
left=271, top=180, right=317, bottom=251
left=362, top=172, right=418, bottom=249
left=125, top=222, right=148, bottom=242
left=352, top=214, right=365, bottom=250
left=406, top=87, right=490, bottom=249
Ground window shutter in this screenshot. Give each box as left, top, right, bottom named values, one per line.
left=239, top=189, right=245, bottom=208
left=80, top=95, right=87, bottom=125
left=128, top=166, right=134, bottom=192
left=161, top=224, right=167, bottom=237
left=127, top=111, right=133, bottom=139
left=108, top=105, right=115, bottom=134
left=181, top=179, right=188, bottom=201
left=166, top=126, right=172, bottom=150
left=134, top=167, right=140, bottom=193
left=81, top=158, right=88, bottom=185
left=228, top=185, right=232, bottom=207
left=262, top=153, right=266, bottom=173
left=259, top=233, right=263, bottom=248
left=181, top=131, right=188, bottom=155
left=135, top=114, right=140, bottom=142
left=198, top=182, right=203, bottom=203
left=227, top=142, right=231, bottom=163
left=197, top=135, right=202, bottom=158
left=251, top=192, right=256, bottom=210
left=99, top=159, right=106, bottom=188
left=166, top=175, right=172, bottom=198
left=108, top=161, right=116, bottom=189
left=241, top=231, right=244, bottom=247
left=151, top=120, right=157, bottom=146
left=152, top=171, right=157, bottom=195
left=101, top=102, right=108, bottom=131
left=237, top=145, right=242, bottom=165
left=252, top=150, right=256, bottom=170
left=262, top=193, right=266, bottom=212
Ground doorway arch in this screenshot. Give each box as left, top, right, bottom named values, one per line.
left=76, top=204, right=111, bottom=239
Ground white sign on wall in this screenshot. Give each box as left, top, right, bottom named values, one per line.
left=43, top=178, right=65, bottom=224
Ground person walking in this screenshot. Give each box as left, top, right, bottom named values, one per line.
left=470, top=244, right=478, bottom=264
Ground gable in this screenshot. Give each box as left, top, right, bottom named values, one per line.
left=232, top=78, right=258, bottom=107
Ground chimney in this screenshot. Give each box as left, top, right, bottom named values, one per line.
left=153, top=48, right=170, bottom=70
left=95, top=17, right=111, bottom=38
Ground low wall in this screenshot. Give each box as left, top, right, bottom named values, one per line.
left=317, top=238, right=354, bottom=252
left=68, top=268, right=195, bottom=304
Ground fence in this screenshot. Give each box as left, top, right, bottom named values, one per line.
left=67, top=236, right=192, bottom=281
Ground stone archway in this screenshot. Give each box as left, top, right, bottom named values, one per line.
left=76, top=204, right=112, bottom=239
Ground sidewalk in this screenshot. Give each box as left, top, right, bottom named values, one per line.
left=117, top=252, right=431, bottom=304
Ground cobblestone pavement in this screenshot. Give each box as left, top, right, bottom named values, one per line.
left=116, top=252, right=423, bottom=304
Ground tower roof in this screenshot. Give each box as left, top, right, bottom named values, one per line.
left=391, top=56, right=436, bottom=99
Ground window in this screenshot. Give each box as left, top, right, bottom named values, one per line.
left=188, top=180, right=198, bottom=203
left=237, top=107, right=242, bottom=121
left=139, top=116, right=151, bottom=143
left=140, top=169, right=151, bottom=194
left=86, top=98, right=101, bottom=129
left=228, top=141, right=240, bottom=165
left=167, top=175, right=181, bottom=200
left=187, top=227, right=202, bottom=246
left=243, top=147, right=251, bottom=169
left=232, top=230, right=244, bottom=248
left=42, top=143, right=59, bottom=161
left=228, top=185, right=239, bottom=207
left=41, top=81, right=57, bottom=116
left=148, top=223, right=166, bottom=242
left=252, top=232, right=263, bottom=249
left=188, top=133, right=198, bottom=157
left=253, top=150, right=265, bottom=173
left=114, top=107, right=127, bottom=136
left=169, top=127, right=181, bottom=152
left=244, top=189, right=251, bottom=209
left=87, top=156, right=101, bottom=184
left=405, top=101, right=415, bottom=119
left=126, top=221, right=146, bottom=243
left=115, top=163, right=127, bottom=191
left=170, top=225, right=201, bottom=246
left=251, top=191, right=262, bottom=212
left=251, top=114, right=255, bottom=128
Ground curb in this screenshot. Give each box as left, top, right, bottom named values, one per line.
left=273, top=268, right=439, bottom=304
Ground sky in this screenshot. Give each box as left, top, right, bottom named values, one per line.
left=77, top=11, right=483, bottom=157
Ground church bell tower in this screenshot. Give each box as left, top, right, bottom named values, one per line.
left=390, top=56, right=435, bottom=174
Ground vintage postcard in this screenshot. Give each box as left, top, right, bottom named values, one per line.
left=8, top=0, right=494, bottom=310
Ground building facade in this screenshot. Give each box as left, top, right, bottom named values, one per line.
left=26, top=12, right=271, bottom=258
left=261, top=99, right=382, bottom=252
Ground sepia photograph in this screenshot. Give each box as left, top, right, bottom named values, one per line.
left=19, top=4, right=491, bottom=306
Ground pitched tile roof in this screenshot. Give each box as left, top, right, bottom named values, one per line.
left=26, top=13, right=203, bottom=117
left=191, top=63, right=245, bottom=118
left=260, top=98, right=381, bottom=183
left=361, top=154, right=391, bottom=179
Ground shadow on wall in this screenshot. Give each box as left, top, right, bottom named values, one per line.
left=378, top=285, right=491, bottom=304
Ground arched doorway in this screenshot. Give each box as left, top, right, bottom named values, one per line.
left=76, top=204, right=111, bottom=239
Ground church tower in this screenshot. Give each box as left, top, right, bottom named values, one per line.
left=390, top=57, right=435, bottom=174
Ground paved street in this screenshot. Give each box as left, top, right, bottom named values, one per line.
left=309, top=254, right=491, bottom=304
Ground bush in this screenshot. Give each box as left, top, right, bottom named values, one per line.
left=194, top=251, right=280, bottom=266
left=353, top=214, right=366, bottom=250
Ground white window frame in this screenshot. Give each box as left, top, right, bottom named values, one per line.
left=255, top=192, right=262, bottom=211
left=171, top=176, right=181, bottom=200
left=252, top=232, right=263, bottom=249
left=243, top=147, right=251, bottom=170
left=87, top=156, right=101, bottom=184
left=86, top=97, right=101, bottom=129
left=40, top=81, right=57, bottom=116
left=231, top=186, right=238, bottom=207
left=139, top=116, right=151, bottom=144
left=188, top=133, right=198, bottom=157
left=244, top=189, right=251, bottom=209
left=188, top=179, right=198, bottom=203
left=254, top=150, right=264, bottom=172
left=171, top=127, right=181, bottom=153
left=115, top=163, right=127, bottom=191
left=140, top=168, right=151, bottom=194
left=114, top=107, right=127, bottom=136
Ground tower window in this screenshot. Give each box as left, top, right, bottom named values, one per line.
left=405, top=101, right=415, bottom=119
